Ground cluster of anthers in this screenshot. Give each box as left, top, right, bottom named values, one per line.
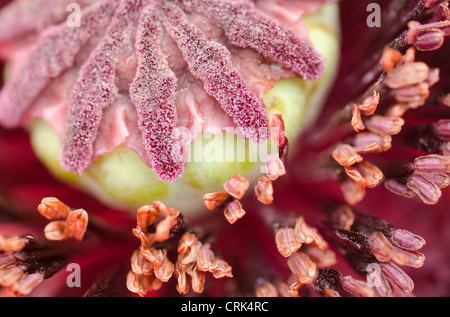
left=256, top=205, right=426, bottom=297
left=0, top=234, right=67, bottom=296
left=0, top=195, right=428, bottom=297
left=331, top=9, right=450, bottom=206
left=381, top=46, right=450, bottom=205
left=127, top=201, right=232, bottom=296
left=38, top=197, right=89, bottom=241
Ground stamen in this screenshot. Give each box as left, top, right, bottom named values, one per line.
left=351, top=105, right=365, bottom=132
left=270, top=113, right=287, bottom=152
left=287, top=252, right=317, bottom=285
left=275, top=228, right=302, bottom=258
left=385, top=62, right=430, bottom=89
left=390, top=246, right=425, bottom=268
left=43, top=221, right=66, bottom=241
left=425, top=68, right=440, bottom=87
left=385, top=103, right=412, bottom=117
left=358, top=90, right=380, bottom=116
left=383, top=179, right=416, bottom=199
left=136, top=204, right=160, bottom=233
left=266, top=153, right=286, bottom=181
left=174, top=232, right=232, bottom=294
left=340, top=179, right=365, bottom=206
left=379, top=262, right=414, bottom=295
left=203, top=192, right=230, bottom=211
left=304, top=247, right=337, bottom=268
left=442, top=93, right=450, bottom=107
left=414, top=154, right=450, bottom=173
left=353, top=133, right=392, bottom=153
left=255, top=281, right=278, bottom=297
left=38, top=197, right=89, bottom=241
left=130, top=250, right=153, bottom=275
left=154, top=209, right=180, bottom=243
left=0, top=236, right=27, bottom=253
left=345, top=166, right=367, bottom=188
left=0, top=235, right=67, bottom=296
left=415, top=171, right=449, bottom=188
left=37, top=197, right=71, bottom=220
left=357, top=161, right=384, bottom=188
left=330, top=206, right=355, bottom=231
left=323, top=288, right=341, bottom=297
left=126, top=270, right=162, bottom=297
left=392, top=229, right=426, bottom=251
left=177, top=232, right=197, bottom=255
left=365, top=115, right=405, bottom=135
left=9, top=273, right=45, bottom=297
left=366, top=265, right=392, bottom=297
left=380, top=47, right=403, bottom=72
left=223, top=174, right=250, bottom=200
left=407, top=172, right=442, bottom=205
left=254, top=176, right=274, bottom=205
left=435, top=120, right=450, bottom=141
left=64, top=209, right=89, bottom=241
left=415, top=28, right=445, bottom=51
left=332, top=144, right=363, bottom=167
left=223, top=200, right=246, bottom=224
left=294, top=216, right=317, bottom=244
left=391, top=82, right=429, bottom=108
left=341, top=276, right=375, bottom=297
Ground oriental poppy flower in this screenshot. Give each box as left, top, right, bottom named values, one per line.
left=0, top=0, right=450, bottom=298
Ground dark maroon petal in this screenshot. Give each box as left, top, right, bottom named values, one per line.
left=181, top=0, right=325, bottom=80
left=130, top=4, right=184, bottom=182
left=61, top=0, right=142, bottom=174
left=163, top=3, right=269, bottom=143
left=0, top=0, right=118, bottom=128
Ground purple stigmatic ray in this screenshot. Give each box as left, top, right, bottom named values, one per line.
left=163, top=3, right=270, bottom=143
left=180, top=0, right=325, bottom=80
left=0, top=0, right=118, bottom=128
left=61, top=0, right=142, bottom=174
left=130, top=4, right=184, bottom=182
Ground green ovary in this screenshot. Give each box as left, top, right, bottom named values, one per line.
left=28, top=3, right=340, bottom=217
